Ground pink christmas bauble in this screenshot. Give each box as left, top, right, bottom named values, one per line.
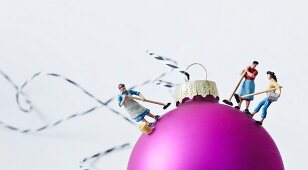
left=128, top=97, right=284, bottom=170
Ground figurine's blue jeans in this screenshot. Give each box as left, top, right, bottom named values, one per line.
left=254, top=98, right=272, bottom=118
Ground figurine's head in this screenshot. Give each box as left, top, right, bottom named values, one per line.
left=118, top=83, right=127, bottom=92
left=267, top=71, right=278, bottom=82
left=251, top=61, right=259, bottom=69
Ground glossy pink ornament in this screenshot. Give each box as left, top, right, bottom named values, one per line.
left=128, top=96, right=284, bottom=170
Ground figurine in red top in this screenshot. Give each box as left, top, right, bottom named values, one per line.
left=234, top=61, right=259, bottom=114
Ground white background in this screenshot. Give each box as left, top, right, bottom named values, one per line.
left=1, top=0, right=307, bottom=169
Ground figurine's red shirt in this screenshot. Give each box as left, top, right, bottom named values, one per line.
left=245, top=67, right=258, bottom=80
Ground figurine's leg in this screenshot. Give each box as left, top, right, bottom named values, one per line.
left=245, top=100, right=251, bottom=110
left=141, top=119, right=149, bottom=123
left=260, top=100, right=272, bottom=120
left=235, top=100, right=243, bottom=109
left=253, top=98, right=266, bottom=115
left=147, top=113, right=156, bottom=118
left=243, top=100, right=252, bottom=115
left=147, top=112, right=160, bottom=121
left=142, top=119, right=155, bottom=127
left=241, top=79, right=254, bottom=112
left=234, top=94, right=241, bottom=103
left=255, top=99, right=272, bottom=125
left=237, top=79, right=249, bottom=108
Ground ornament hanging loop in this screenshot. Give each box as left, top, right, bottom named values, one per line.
left=185, top=63, right=207, bottom=82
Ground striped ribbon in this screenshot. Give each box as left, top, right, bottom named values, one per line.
left=0, top=69, right=35, bottom=113
left=80, top=143, right=130, bottom=170
left=0, top=72, right=135, bottom=133
left=154, top=80, right=178, bottom=88
left=0, top=55, right=178, bottom=133
left=146, top=50, right=190, bottom=80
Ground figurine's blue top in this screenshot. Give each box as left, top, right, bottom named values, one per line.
left=118, top=89, right=140, bottom=106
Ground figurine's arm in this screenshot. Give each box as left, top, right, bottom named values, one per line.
left=240, top=66, right=250, bottom=75
left=128, top=89, right=145, bottom=101
left=118, top=95, right=127, bottom=107
left=119, top=96, right=128, bottom=107
left=277, top=87, right=282, bottom=97
left=268, top=81, right=282, bottom=97
left=276, top=84, right=282, bottom=97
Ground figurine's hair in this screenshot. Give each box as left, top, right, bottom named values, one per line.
left=118, top=83, right=125, bottom=89
left=267, top=71, right=278, bottom=82
left=252, top=61, right=259, bottom=65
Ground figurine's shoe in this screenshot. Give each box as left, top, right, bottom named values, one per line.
left=234, top=94, right=241, bottom=103
left=154, top=115, right=160, bottom=121
left=256, top=121, right=263, bottom=126
left=243, top=109, right=253, bottom=117
left=234, top=106, right=240, bottom=110
left=148, top=123, right=155, bottom=127
left=138, top=122, right=154, bottom=135
left=243, top=108, right=250, bottom=114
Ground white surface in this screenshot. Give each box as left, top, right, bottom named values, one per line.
left=1, top=0, right=308, bottom=169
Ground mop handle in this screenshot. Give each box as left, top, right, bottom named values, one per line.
left=241, top=86, right=283, bottom=98
left=227, top=71, right=247, bottom=101
left=128, top=96, right=166, bottom=106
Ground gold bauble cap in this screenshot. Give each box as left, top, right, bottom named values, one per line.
left=174, top=63, right=219, bottom=106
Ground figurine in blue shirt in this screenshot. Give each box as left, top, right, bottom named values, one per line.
left=118, top=83, right=160, bottom=127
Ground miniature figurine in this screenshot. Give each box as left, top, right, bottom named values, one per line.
left=234, top=61, right=259, bottom=114
left=118, top=83, right=170, bottom=127
left=251, top=71, right=281, bottom=125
